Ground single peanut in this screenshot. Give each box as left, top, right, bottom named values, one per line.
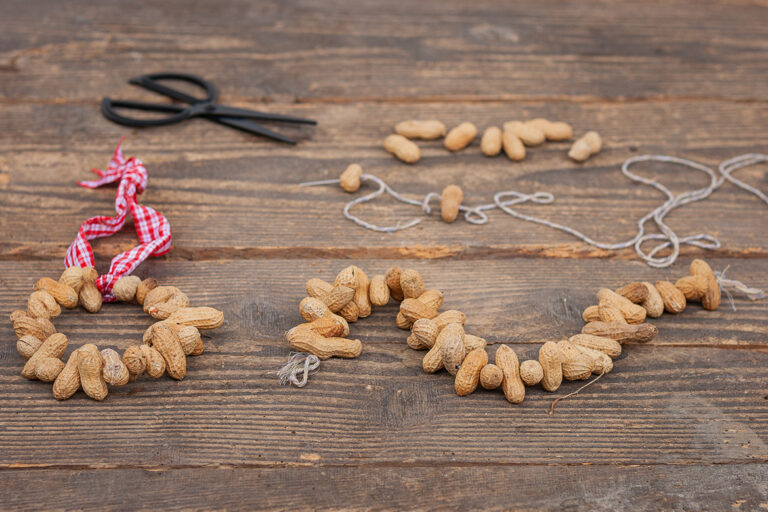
left=78, top=344, right=108, bottom=400
left=385, top=267, right=405, bottom=301
left=479, top=363, right=503, bottom=390
left=675, top=275, right=707, bottom=301
left=422, top=322, right=453, bottom=373
left=582, top=321, right=658, bottom=343
left=36, top=277, right=78, bottom=309
left=690, top=259, right=720, bottom=311
left=527, top=118, right=573, bottom=141
left=640, top=281, right=664, bottom=318
left=113, top=275, right=142, bottom=302
left=410, top=318, right=439, bottom=349
left=17, top=335, right=43, bottom=359
left=417, top=289, right=443, bottom=311
left=286, top=325, right=362, bottom=359
left=27, top=290, right=61, bottom=319
left=100, top=348, right=130, bottom=386
left=439, top=323, right=466, bottom=376
left=519, top=360, right=544, bottom=386
left=502, top=131, right=525, bottom=160
left=340, top=163, right=363, bottom=193
left=598, top=301, right=627, bottom=324
left=557, top=340, right=594, bottom=381
left=79, top=267, right=102, bottom=313
left=444, top=122, right=477, bottom=152
left=140, top=345, right=166, bottom=378
left=615, top=282, right=649, bottom=304
left=166, top=306, right=224, bottom=330
left=568, top=131, right=602, bottom=162
left=384, top=134, right=420, bottom=163
left=455, top=348, right=488, bottom=396
left=178, top=325, right=204, bottom=356
left=123, top=345, right=147, bottom=377
left=400, top=269, right=426, bottom=299
left=463, top=334, right=486, bottom=355
left=136, top=278, right=158, bottom=305
left=569, top=334, right=622, bottom=358
left=434, top=310, right=466, bottom=331
left=655, top=281, right=686, bottom=314
left=59, top=266, right=85, bottom=293
left=369, top=274, right=390, bottom=306
left=582, top=305, right=600, bottom=323
left=151, top=323, right=187, bottom=380
left=596, top=289, right=646, bottom=324
left=440, top=185, right=463, bottom=223
left=350, top=266, right=372, bottom=318
left=496, top=344, right=525, bottom=404
left=52, top=349, right=81, bottom=400
left=574, top=344, right=613, bottom=375
left=334, top=266, right=359, bottom=290
left=539, top=341, right=564, bottom=392
left=503, top=121, right=545, bottom=147
left=395, top=120, right=446, bottom=140
left=480, top=126, right=502, bottom=156
left=400, top=298, right=439, bottom=323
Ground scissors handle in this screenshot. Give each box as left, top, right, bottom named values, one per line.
left=101, top=98, right=193, bottom=127
left=129, top=73, right=218, bottom=104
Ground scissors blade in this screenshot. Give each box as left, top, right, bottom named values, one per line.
left=212, top=117, right=298, bottom=144
left=207, top=105, right=317, bottom=125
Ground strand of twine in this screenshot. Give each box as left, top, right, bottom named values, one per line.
left=548, top=371, right=606, bottom=415
left=300, top=153, right=768, bottom=268
left=277, top=352, right=320, bottom=388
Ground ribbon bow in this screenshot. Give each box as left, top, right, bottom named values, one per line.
left=65, top=138, right=172, bottom=301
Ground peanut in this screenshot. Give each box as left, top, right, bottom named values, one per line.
left=417, top=289, right=444, bottom=311
left=503, top=121, right=545, bottom=147
left=434, top=310, right=466, bottom=331
left=690, top=258, right=720, bottom=311
left=409, top=318, right=439, bottom=349
left=582, top=305, right=600, bottom=322
left=557, top=340, right=593, bottom=381
left=340, top=163, right=363, bottom=193
left=422, top=322, right=454, bottom=373
left=573, top=344, right=613, bottom=375
left=454, top=348, right=488, bottom=396
left=640, top=281, right=664, bottom=318
left=166, top=306, right=224, bottom=330
left=519, top=359, right=544, bottom=386
left=151, top=323, right=186, bottom=380
left=385, top=267, right=405, bottom=301
left=300, top=316, right=348, bottom=338
left=123, top=345, right=147, bottom=376
left=568, top=131, right=602, bottom=162
left=100, top=348, right=130, bottom=386
left=444, top=122, right=477, bottom=152
left=306, top=278, right=356, bottom=317
left=351, top=266, right=372, bottom=318
left=675, top=275, right=707, bottom=301
left=286, top=325, right=362, bottom=359
left=615, top=282, right=649, bottom=304
left=539, top=341, right=564, bottom=392
left=527, top=118, right=573, bottom=141
left=598, top=301, right=628, bottom=324
left=179, top=325, right=204, bottom=356
left=502, top=131, right=525, bottom=160
left=143, top=285, right=190, bottom=320
left=400, top=269, right=426, bottom=299
left=384, top=134, right=420, bottom=163
left=140, top=345, right=166, bottom=378
left=463, top=334, right=486, bottom=354
left=596, top=288, right=647, bottom=324
left=395, top=120, right=446, bottom=140
left=440, top=185, right=463, bottom=223
left=655, top=280, right=686, bottom=314
left=113, top=275, right=142, bottom=302
left=36, top=277, right=78, bottom=309
left=582, top=321, right=657, bottom=343
left=396, top=312, right=412, bottom=330
left=406, top=332, right=429, bottom=350
left=17, top=335, right=43, bottom=359
left=400, top=298, right=439, bottom=324
left=27, top=290, right=61, bottom=319
left=298, top=297, right=350, bottom=335
left=59, top=266, right=85, bottom=293
left=480, top=126, right=502, bottom=156
left=35, top=357, right=65, bottom=382
left=53, top=349, right=81, bottom=400
left=78, top=344, right=108, bottom=400
left=569, top=334, right=622, bottom=358
left=79, top=267, right=102, bottom=313
left=334, top=266, right=359, bottom=289
left=11, top=310, right=56, bottom=341
left=136, top=278, right=158, bottom=305
left=439, top=323, right=466, bottom=376
left=480, top=364, right=503, bottom=390
left=496, top=344, right=525, bottom=404
left=369, top=274, right=390, bottom=306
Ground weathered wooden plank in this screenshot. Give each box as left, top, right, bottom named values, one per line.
left=1, top=101, right=766, bottom=260
left=2, top=464, right=768, bottom=511
left=1, top=259, right=766, bottom=468
left=1, top=0, right=767, bottom=102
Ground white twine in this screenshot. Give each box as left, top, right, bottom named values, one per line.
left=300, top=153, right=768, bottom=269
left=277, top=352, right=320, bottom=387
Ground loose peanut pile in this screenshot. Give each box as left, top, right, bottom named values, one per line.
left=385, top=119, right=601, bottom=164
left=287, top=258, right=723, bottom=406
left=11, top=267, right=224, bottom=401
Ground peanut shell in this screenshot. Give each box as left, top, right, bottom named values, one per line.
left=496, top=344, right=525, bottom=404
left=454, top=348, right=488, bottom=396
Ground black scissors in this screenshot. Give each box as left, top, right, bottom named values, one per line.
left=101, top=72, right=316, bottom=144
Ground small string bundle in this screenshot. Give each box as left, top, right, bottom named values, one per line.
left=278, top=352, right=320, bottom=388
left=301, top=153, right=768, bottom=269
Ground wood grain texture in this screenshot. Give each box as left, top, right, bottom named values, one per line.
left=2, top=464, right=768, bottom=511
left=1, top=101, right=767, bottom=260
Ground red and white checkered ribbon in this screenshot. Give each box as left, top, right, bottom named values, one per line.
left=65, top=139, right=172, bottom=301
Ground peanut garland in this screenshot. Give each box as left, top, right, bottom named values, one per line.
left=283, top=259, right=754, bottom=406
left=10, top=267, right=224, bottom=401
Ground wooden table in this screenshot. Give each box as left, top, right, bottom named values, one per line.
left=2, top=1, right=767, bottom=509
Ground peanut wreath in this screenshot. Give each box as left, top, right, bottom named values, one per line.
left=11, top=267, right=224, bottom=401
